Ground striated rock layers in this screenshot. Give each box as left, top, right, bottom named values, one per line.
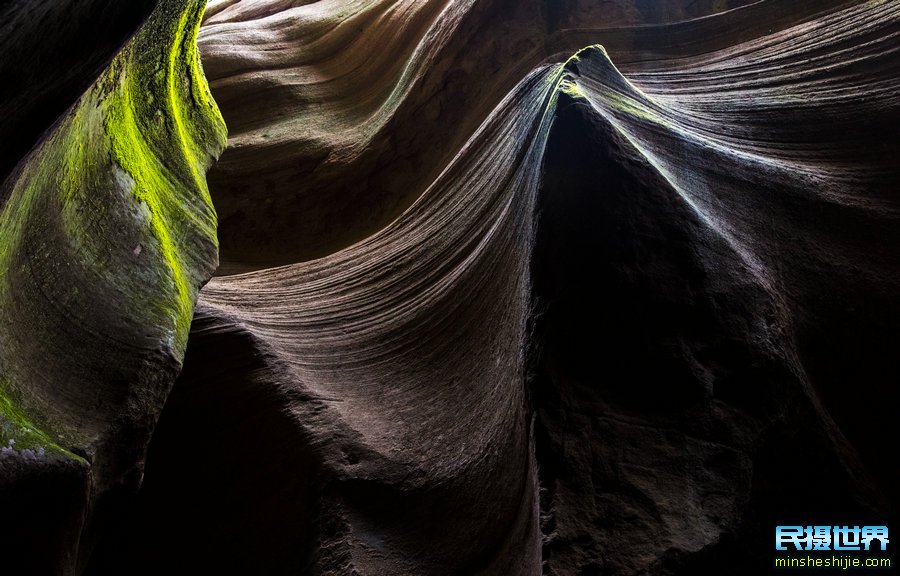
left=1, top=0, right=898, bottom=575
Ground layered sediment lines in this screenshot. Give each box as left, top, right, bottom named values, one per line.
left=198, top=0, right=859, bottom=272
left=0, top=0, right=897, bottom=575
left=117, top=62, right=562, bottom=575
left=122, top=1, right=897, bottom=574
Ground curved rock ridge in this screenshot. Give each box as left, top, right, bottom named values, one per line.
left=197, top=0, right=857, bottom=273
left=566, top=0, right=900, bottom=500
left=106, top=59, right=566, bottom=576
left=0, top=0, right=896, bottom=574
left=0, top=0, right=225, bottom=573
left=103, top=2, right=897, bottom=573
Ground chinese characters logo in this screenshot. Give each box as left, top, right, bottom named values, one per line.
left=776, top=526, right=890, bottom=552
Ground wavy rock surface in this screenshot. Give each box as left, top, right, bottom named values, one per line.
left=0, top=1, right=225, bottom=573
left=0, top=0, right=897, bottom=575
left=96, top=1, right=897, bottom=575
left=198, top=0, right=857, bottom=273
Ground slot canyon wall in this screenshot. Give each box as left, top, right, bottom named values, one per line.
left=0, top=0, right=897, bottom=574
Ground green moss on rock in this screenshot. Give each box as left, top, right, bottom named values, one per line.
left=0, top=0, right=224, bottom=462
left=0, top=380, right=74, bottom=457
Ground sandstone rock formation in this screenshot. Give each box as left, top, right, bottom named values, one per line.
left=0, top=1, right=897, bottom=575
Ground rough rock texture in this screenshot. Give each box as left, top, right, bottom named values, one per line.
left=0, top=0, right=225, bottom=573
left=1, top=0, right=899, bottom=575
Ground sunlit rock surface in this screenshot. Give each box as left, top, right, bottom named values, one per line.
left=0, top=0, right=897, bottom=574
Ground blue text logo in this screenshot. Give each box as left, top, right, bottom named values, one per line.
left=776, top=526, right=890, bottom=552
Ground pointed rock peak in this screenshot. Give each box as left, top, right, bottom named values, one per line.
left=562, top=44, right=639, bottom=99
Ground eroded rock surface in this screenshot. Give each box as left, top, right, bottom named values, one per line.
left=113, top=2, right=898, bottom=574
left=1, top=1, right=897, bottom=575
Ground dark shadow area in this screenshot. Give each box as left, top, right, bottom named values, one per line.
left=0, top=0, right=157, bottom=197
left=85, top=307, right=324, bottom=575
left=528, top=90, right=893, bottom=575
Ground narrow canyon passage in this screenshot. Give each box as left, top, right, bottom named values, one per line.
left=0, top=1, right=897, bottom=575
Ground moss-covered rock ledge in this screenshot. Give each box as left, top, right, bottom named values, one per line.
left=0, top=0, right=225, bottom=572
